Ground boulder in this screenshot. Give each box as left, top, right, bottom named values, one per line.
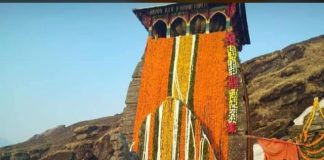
left=41, top=151, right=75, bottom=160
left=73, top=125, right=98, bottom=135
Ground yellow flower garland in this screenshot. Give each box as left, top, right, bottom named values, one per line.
left=172, top=36, right=194, bottom=103
left=226, top=41, right=240, bottom=133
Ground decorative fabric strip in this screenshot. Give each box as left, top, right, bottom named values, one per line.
left=257, top=138, right=299, bottom=160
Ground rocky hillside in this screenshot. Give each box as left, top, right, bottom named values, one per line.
left=1, top=35, right=323, bottom=160
left=0, top=114, right=138, bottom=160
left=242, top=35, right=324, bottom=138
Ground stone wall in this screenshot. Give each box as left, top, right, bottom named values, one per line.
left=120, top=59, right=143, bottom=144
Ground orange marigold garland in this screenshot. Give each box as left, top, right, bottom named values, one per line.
left=194, top=32, right=229, bottom=160
left=225, top=31, right=240, bottom=134
left=133, top=32, right=235, bottom=159
left=132, top=37, right=174, bottom=152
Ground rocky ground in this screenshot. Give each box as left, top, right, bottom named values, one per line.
left=1, top=35, right=323, bottom=160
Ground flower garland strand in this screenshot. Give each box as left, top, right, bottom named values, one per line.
left=134, top=33, right=231, bottom=159
left=193, top=32, right=229, bottom=159
left=296, top=97, right=324, bottom=160
left=135, top=98, right=218, bottom=160
left=171, top=35, right=195, bottom=104
left=300, top=97, right=324, bottom=142
left=226, top=32, right=240, bottom=133
left=133, top=37, right=174, bottom=152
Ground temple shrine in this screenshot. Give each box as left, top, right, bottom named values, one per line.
left=128, top=3, right=251, bottom=160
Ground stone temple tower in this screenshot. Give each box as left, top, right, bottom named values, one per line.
left=121, top=3, right=251, bottom=160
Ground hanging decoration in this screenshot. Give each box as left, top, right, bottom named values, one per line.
left=193, top=32, right=229, bottom=159
left=300, top=97, right=324, bottom=142
left=132, top=37, right=174, bottom=152
left=225, top=4, right=240, bottom=134
left=171, top=35, right=196, bottom=104
left=133, top=20, right=247, bottom=160
left=297, top=97, right=324, bottom=160
left=225, top=31, right=240, bottom=134
left=133, top=32, right=232, bottom=159
left=135, top=98, right=217, bottom=160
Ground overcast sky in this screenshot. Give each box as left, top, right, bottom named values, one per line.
left=0, top=3, right=324, bottom=147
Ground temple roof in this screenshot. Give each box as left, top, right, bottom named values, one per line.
left=133, top=3, right=174, bottom=10
left=133, top=3, right=250, bottom=46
